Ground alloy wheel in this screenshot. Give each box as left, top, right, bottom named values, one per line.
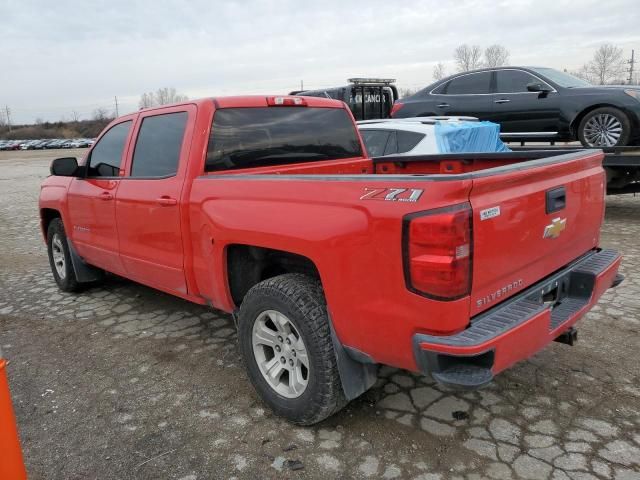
left=51, top=234, right=66, bottom=279
left=252, top=309, right=309, bottom=398
left=583, top=114, right=623, bottom=147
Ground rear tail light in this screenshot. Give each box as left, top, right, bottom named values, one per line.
left=390, top=102, right=404, bottom=117
left=402, top=203, right=472, bottom=300
left=267, top=96, right=307, bottom=106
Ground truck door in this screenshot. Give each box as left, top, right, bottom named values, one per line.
left=115, top=105, right=194, bottom=295
left=66, top=119, right=134, bottom=275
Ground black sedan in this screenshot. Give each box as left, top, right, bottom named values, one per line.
left=391, top=66, right=640, bottom=147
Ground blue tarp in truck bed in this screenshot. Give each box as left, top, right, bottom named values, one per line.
left=435, top=121, right=511, bottom=153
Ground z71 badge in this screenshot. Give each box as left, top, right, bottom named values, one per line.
left=360, top=188, right=423, bottom=203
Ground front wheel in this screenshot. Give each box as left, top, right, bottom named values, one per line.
left=47, top=218, right=81, bottom=292
left=238, top=274, right=346, bottom=425
left=578, top=107, right=631, bottom=147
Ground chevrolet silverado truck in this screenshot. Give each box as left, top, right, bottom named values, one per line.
left=39, top=95, right=623, bottom=425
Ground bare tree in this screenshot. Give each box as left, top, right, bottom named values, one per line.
left=586, top=44, right=625, bottom=85
left=572, top=65, right=597, bottom=84
left=71, top=110, right=80, bottom=122
left=433, top=63, right=447, bottom=81
left=139, top=92, right=155, bottom=109
left=484, top=44, right=510, bottom=68
left=154, top=87, right=188, bottom=105
left=92, top=107, right=110, bottom=121
left=398, top=87, right=419, bottom=98
left=139, top=87, right=188, bottom=108
left=454, top=44, right=482, bottom=72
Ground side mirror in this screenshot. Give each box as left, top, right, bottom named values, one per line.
left=527, top=82, right=552, bottom=93
left=50, top=157, right=79, bottom=176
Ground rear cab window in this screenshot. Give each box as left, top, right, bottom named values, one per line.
left=205, top=107, right=363, bottom=172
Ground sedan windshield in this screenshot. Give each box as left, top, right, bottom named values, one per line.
left=530, top=68, right=592, bottom=88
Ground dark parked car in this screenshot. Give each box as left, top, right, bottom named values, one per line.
left=392, top=66, right=640, bottom=147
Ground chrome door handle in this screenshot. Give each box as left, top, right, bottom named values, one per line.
left=494, top=99, right=511, bottom=104
left=99, top=192, right=113, bottom=201
left=437, top=103, right=450, bottom=108
left=156, top=196, right=177, bottom=206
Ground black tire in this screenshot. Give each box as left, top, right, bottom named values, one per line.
left=238, top=273, right=346, bottom=425
left=578, top=107, right=631, bottom=147
left=47, top=218, right=81, bottom=292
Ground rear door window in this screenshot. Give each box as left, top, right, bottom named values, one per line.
left=130, top=112, right=188, bottom=177
left=446, top=72, right=492, bottom=95
left=87, top=121, right=132, bottom=177
left=360, top=130, right=391, bottom=157
left=206, top=107, right=362, bottom=171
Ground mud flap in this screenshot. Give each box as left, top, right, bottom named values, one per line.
left=66, top=239, right=103, bottom=283
left=328, top=316, right=378, bottom=401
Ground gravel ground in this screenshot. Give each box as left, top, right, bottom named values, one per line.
left=1, top=150, right=639, bottom=480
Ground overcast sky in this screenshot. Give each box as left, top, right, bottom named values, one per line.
left=2, top=0, right=639, bottom=124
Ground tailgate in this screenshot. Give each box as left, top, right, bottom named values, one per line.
left=469, top=151, right=605, bottom=315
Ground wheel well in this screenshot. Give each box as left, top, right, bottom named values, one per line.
left=571, top=104, right=623, bottom=136
left=40, top=208, right=61, bottom=239
left=227, top=245, right=321, bottom=306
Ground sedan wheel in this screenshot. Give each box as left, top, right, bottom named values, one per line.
left=583, top=114, right=623, bottom=147
left=578, top=107, right=631, bottom=148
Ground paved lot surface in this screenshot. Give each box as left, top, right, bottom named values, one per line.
left=1, top=150, right=639, bottom=480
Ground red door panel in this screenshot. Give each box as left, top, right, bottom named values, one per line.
left=116, top=180, right=186, bottom=293
left=66, top=178, right=125, bottom=274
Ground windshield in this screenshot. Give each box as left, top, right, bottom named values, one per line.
left=530, top=68, right=592, bottom=88
left=206, top=107, right=362, bottom=171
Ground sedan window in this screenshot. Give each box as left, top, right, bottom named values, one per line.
left=496, top=70, right=546, bottom=93
left=360, top=130, right=391, bottom=157
left=397, top=130, right=425, bottom=153
left=446, top=72, right=492, bottom=95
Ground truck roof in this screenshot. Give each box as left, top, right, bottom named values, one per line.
left=137, top=95, right=347, bottom=114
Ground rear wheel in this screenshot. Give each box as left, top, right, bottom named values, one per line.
left=578, top=107, right=631, bottom=147
left=238, top=274, right=346, bottom=425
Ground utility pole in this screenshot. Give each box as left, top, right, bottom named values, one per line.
left=114, top=96, right=119, bottom=117
left=4, top=106, right=11, bottom=132
left=300, top=80, right=304, bottom=91
left=628, top=49, right=635, bottom=85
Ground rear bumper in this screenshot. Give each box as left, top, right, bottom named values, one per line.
left=413, top=249, right=622, bottom=388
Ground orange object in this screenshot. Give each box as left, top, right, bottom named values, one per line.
left=0, top=358, right=27, bottom=480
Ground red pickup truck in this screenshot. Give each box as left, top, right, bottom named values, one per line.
left=40, top=95, right=623, bottom=425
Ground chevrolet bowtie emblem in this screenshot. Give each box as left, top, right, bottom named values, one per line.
left=543, top=217, right=567, bottom=239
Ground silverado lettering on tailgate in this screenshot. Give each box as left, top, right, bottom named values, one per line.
left=360, top=187, right=423, bottom=203
left=476, top=279, right=524, bottom=308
